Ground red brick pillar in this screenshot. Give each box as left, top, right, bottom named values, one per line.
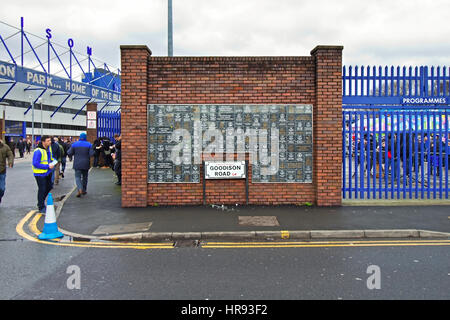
left=86, top=102, right=97, bottom=167
left=120, top=45, right=151, bottom=207
left=86, top=102, right=98, bottom=144
left=311, top=46, right=343, bottom=206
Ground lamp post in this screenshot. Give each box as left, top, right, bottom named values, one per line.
left=168, top=0, right=173, bottom=56
left=38, top=97, right=43, bottom=136
left=0, top=101, right=8, bottom=142
left=30, top=97, right=35, bottom=150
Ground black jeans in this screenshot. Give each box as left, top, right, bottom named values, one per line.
left=61, top=157, right=66, bottom=172
left=104, top=154, right=113, bottom=168
left=35, top=174, right=53, bottom=211
left=93, top=152, right=100, bottom=167
left=114, top=160, right=121, bottom=183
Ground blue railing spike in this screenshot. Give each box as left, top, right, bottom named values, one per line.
left=343, top=65, right=450, bottom=104
left=343, top=106, right=450, bottom=199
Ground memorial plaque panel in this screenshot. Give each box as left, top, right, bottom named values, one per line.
left=148, top=104, right=313, bottom=183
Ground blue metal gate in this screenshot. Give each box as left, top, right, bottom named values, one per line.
left=97, top=111, right=120, bottom=141
left=342, top=66, right=450, bottom=199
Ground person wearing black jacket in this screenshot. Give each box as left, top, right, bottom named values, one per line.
left=93, top=138, right=102, bottom=168
left=17, top=138, right=26, bottom=158
left=59, top=137, right=69, bottom=178
left=387, top=134, right=399, bottom=182
left=26, top=139, right=31, bottom=154
left=102, top=137, right=113, bottom=168
left=113, top=134, right=121, bottom=185
left=399, top=133, right=414, bottom=181
left=430, top=135, right=446, bottom=177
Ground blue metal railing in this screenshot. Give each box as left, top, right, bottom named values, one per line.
left=342, top=106, right=449, bottom=199
left=343, top=66, right=450, bottom=105
left=97, top=111, right=121, bottom=142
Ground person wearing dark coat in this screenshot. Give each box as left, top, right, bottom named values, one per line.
left=93, top=138, right=102, bottom=167
left=102, top=137, right=114, bottom=168
left=7, top=139, right=16, bottom=159
left=113, top=135, right=121, bottom=185
left=387, top=134, right=399, bottom=182
left=59, top=138, right=69, bottom=178
left=26, top=139, right=31, bottom=154
left=399, top=132, right=415, bottom=180
left=429, top=135, right=446, bottom=177
left=17, top=138, right=26, bottom=158
left=0, top=139, right=14, bottom=204
left=67, top=133, right=94, bottom=198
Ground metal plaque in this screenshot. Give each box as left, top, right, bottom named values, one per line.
left=147, top=104, right=313, bottom=183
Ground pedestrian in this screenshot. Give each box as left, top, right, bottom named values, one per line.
left=93, top=138, right=102, bottom=167
left=17, top=138, right=26, bottom=158
left=32, top=135, right=55, bottom=214
left=399, top=132, right=414, bottom=183
left=26, top=139, right=31, bottom=154
left=58, top=138, right=65, bottom=179
left=59, top=137, right=69, bottom=178
left=430, top=135, right=445, bottom=177
left=50, top=137, right=61, bottom=186
left=67, top=133, right=94, bottom=198
left=66, top=138, right=73, bottom=162
left=7, top=139, right=16, bottom=159
left=113, top=134, right=121, bottom=185
left=0, top=139, right=14, bottom=204
left=102, top=137, right=113, bottom=168
left=387, top=134, right=400, bottom=182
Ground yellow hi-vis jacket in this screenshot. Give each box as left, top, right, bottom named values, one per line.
left=32, top=147, right=54, bottom=176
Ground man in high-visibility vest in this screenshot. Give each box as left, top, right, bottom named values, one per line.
left=32, top=136, right=55, bottom=213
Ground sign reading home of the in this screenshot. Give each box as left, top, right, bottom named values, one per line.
left=147, top=104, right=313, bottom=183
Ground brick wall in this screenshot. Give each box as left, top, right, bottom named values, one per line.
left=121, top=45, right=343, bottom=207
left=121, top=45, right=151, bottom=207
left=311, top=46, right=343, bottom=206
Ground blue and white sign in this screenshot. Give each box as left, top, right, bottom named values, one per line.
left=0, top=60, right=120, bottom=104
left=402, top=97, right=448, bottom=104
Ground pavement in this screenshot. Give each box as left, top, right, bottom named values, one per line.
left=50, top=167, right=450, bottom=242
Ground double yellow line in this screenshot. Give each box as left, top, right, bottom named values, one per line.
left=202, top=240, right=450, bottom=248
left=16, top=211, right=174, bottom=250
left=16, top=211, right=450, bottom=250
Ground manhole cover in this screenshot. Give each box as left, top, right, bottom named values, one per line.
left=238, top=216, right=280, bottom=227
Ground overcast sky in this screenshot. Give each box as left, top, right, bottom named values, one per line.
left=2, top=0, right=450, bottom=71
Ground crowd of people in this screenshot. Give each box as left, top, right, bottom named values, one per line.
left=5, top=138, right=32, bottom=158
left=35, top=134, right=121, bottom=212
left=352, top=132, right=450, bottom=182
left=94, top=135, right=122, bottom=185
left=0, top=133, right=121, bottom=213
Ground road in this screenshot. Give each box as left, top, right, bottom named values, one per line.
left=1, top=157, right=449, bottom=300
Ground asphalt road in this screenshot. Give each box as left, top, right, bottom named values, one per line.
left=1, top=158, right=449, bottom=300
left=3, top=242, right=450, bottom=300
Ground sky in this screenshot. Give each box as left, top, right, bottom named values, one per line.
left=1, top=0, right=450, bottom=73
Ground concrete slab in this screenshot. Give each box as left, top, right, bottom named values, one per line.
left=238, top=216, right=280, bottom=227
left=311, top=230, right=365, bottom=239
left=92, top=222, right=152, bottom=235
left=364, top=229, right=420, bottom=238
